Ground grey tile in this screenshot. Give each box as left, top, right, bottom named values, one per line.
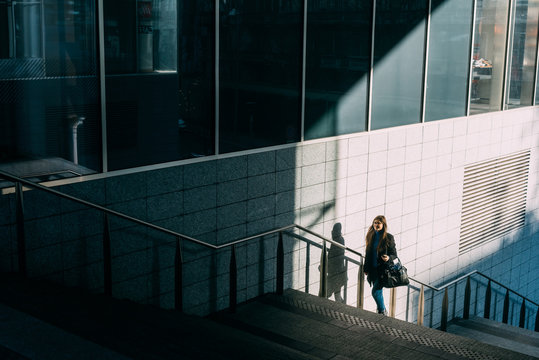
left=302, top=143, right=326, bottom=166
left=184, top=185, right=216, bottom=213
left=276, top=169, right=296, bottom=193
left=275, top=190, right=297, bottom=215
left=248, top=151, right=276, bottom=176
left=106, top=172, right=147, bottom=204
left=248, top=173, right=276, bottom=198
left=184, top=161, right=216, bottom=189
left=146, top=166, right=183, bottom=196
left=183, top=208, right=217, bottom=236
left=217, top=156, right=248, bottom=182
left=248, top=195, right=275, bottom=221
left=147, top=191, right=183, bottom=221
left=276, top=147, right=298, bottom=171
left=217, top=202, right=247, bottom=229
left=217, top=178, right=248, bottom=206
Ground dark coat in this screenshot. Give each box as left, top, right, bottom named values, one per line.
left=364, top=233, right=397, bottom=285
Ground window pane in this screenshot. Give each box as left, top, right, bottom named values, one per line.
left=470, top=0, right=510, bottom=114
left=506, top=0, right=539, bottom=109
left=425, top=0, right=473, bottom=121
left=304, top=1, right=371, bottom=140
left=219, top=0, right=302, bottom=153
left=0, top=1, right=101, bottom=181
left=105, top=0, right=215, bottom=171
left=371, top=1, right=427, bottom=130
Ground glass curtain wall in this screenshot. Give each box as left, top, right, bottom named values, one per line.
left=0, top=0, right=100, bottom=181
left=304, top=0, right=372, bottom=140
left=371, top=1, right=428, bottom=130
left=470, top=0, right=510, bottom=114
left=425, top=0, right=473, bottom=121
left=506, top=0, right=539, bottom=109
left=104, top=0, right=215, bottom=171
left=219, top=0, right=302, bottom=153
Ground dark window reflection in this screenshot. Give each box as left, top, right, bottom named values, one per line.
left=219, top=0, right=302, bottom=153
left=0, top=0, right=100, bottom=181
left=105, top=0, right=214, bottom=171
left=506, top=0, right=539, bottom=109
left=371, top=1, right=427, bottom=130
left=304, top=0, right=371, bottom=140
left=425, top=0, right=473, bottom=121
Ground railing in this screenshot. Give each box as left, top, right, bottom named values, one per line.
left=1, top=169, right=538, bottom=332
left=409, top=270, right=539, bottom=332
left=0, top=170, right=365, bottom=312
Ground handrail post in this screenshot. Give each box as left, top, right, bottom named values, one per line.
left=229, top=245, right=237, bottom=313
left=357, top=261, right=364, bottom=309
left=484, top=280, right=491, bottom=319
left=175, top=236, right=183, bottom=312
left=463, top=277, right=471, bottom=319
left=389, top=288, right=396, bottom=318
left=318, top=240, right=327, bottom=298
left=441, top=288, right=448, bottom=331
left=535, top=307, right=539, bottom=332
left=502, top=290, right=509, bottom=324
left=519, top=299, right=526, bottom=328
left=418, top=285, right=424, bottom=326
left=103, top=214, right=112, bottom=297
left=276, top=232, right=284, bottom=295
left=15, top=182, right=27, bottom=278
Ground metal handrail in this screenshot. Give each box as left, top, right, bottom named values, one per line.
left=409, top=270, right=538, bottom=307
left=0, top=170, right=362, bottom=256
left=2, top=169, right=536, bottom=331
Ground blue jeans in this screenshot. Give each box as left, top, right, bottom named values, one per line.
left=372, top=278, right=385, bottom=313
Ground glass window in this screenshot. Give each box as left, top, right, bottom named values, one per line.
left=470, top=0, right=510, bottom=114
left=425, top=0, right=473, bottom=121
left=0, top=0, right=101, bottom=182
left=371, top=1, right=427, bottom=130
left=105, top=0, right=215, bottom=171
left=219, top=0, right=302, bottom=153
left=506, top=0, right=539, bottom=109
left=304, top=1, right=372, bottom=140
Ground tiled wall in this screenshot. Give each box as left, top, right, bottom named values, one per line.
left=1, top=107, right=538, bottom=329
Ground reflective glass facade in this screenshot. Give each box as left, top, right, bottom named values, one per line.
left=470, top=0, right=510, bottom=114
left=1, top=0, right=539, bottom=177
left=0, top=1, right=100, bottom=180
left=425, top=0, right=473, bottom=121
left=304, top=1, right=371, bottom=140
left=371, top=1, right=427, bottom=130
left=506, top=0, right=539, bottom=109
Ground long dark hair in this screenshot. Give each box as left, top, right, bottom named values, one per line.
left=365, top=215, right=388, bottom=252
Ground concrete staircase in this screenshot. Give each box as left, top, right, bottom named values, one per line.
left=0, top=274, right=536, bottom=359
left=447, top=316, right=539, bottom=359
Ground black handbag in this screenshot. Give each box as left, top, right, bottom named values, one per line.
left=382, top=257, right=409, bottom=288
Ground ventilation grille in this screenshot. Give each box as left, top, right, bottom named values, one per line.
left=459, top=150, right=530, bottom=254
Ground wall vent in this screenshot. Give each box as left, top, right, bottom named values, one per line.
left=459, top=150, right=530, bottom=254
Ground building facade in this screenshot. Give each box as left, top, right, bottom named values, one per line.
left=1, top=0, right=538, bottom=328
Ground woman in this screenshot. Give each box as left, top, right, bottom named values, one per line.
left=364, top=215, right=397, bottom=315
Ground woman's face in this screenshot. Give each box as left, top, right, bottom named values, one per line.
left=373, top=219, right=383, bottom=232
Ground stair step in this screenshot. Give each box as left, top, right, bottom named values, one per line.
left=0, top=274, right=322, bottom=359
left=447, top=316, right=539, bottom=358
left=260, top=289, right=538, bottom=360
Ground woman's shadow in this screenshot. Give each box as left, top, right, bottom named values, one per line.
left=320, top=223, right=348, bottom=303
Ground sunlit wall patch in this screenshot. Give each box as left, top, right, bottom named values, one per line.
left=459, top=149, right=530, bottom=254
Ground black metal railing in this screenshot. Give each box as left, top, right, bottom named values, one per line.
left=1, top=169, right=537, bottom=332
left=0, top=170, right=365, bottom=313
left=408, top=271, right=539, bottom=332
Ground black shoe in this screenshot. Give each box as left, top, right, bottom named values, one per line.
left=378, top=309, right=388, bottom=316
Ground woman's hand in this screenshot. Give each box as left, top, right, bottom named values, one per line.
left=381, top=255, right=389, bottom=262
